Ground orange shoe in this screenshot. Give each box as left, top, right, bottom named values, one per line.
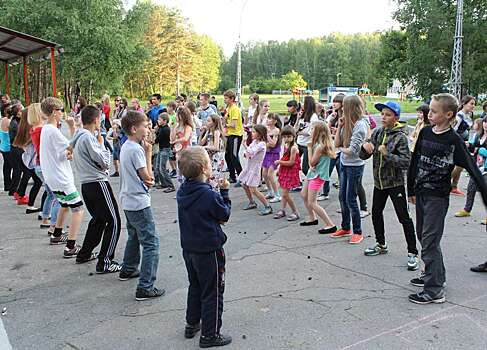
left=330, top=229, right=352, bottom=238
left=450, top=188, right=465, bottom=196
left=349, top=234, right=364, bottom=244
left=17, top=195, right=29, bottom=205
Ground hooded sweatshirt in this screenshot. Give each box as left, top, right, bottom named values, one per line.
left=70, top=128, right=111, bottom=184
left=360, top=121, right=410, bottom=190
left=177, top=179, right=231, bottom=253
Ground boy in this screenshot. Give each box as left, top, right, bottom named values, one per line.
left=223, top=90, right=243, bottom=184
left=154, top=113, right=175, bottom=192
left=408, top=93, right=487, bottom=304
left=360, top=101, right=419, bottom=270
left=118, top=111, right=165, bottom=300
left=40, top=97, right=84, bottom=258
left=177, top=146, right=232, bottom=348
left=70, top=105, right=121, bottom=273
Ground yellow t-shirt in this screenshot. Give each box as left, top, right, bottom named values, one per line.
left=225, top=104, right=243, bottom=136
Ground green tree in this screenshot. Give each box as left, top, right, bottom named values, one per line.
left=281, top=70, right=307, bottom=90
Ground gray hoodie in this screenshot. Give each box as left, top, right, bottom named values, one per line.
left=340, top=117, right=369, bottom=167
left=70, top=128, right=111, bottom=184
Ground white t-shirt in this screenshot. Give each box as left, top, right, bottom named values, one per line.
left=40, top=123, right=75, bottom=191
left=297, top=113, right=320, bottom=146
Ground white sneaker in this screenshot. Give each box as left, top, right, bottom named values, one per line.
left=407, top=253, right=420, bottom=271
left=317, top=195, right=329, bottom=201
left=269, top=196, right=281, bottom=203
left=360, top=210, right=370, bottom=218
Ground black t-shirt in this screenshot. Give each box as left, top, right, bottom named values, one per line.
left=155, top=125, right=171, bottom=149
left=285, top=113, right=298, bottom=127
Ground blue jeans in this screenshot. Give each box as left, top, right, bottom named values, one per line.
left=156, top=148, right=174, bottom=188
left=35, top=166, right=60, bottom=224
left=339, top=163, right=364, bottom=234
left=122, top=207, right=160, bottom=291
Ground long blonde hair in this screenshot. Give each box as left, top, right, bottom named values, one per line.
left=27, top=103, right=43, bottom=126
left=310, top=122, right=336, bottom=159
left=342, top=95, right=365, bottom=148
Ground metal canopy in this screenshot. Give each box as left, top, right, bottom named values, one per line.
left=0, top=25, right=58, bottom=62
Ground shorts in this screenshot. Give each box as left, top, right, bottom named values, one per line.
left=52, top=184, right=83, bottom=209
left=308, top=177, right=325, bottom=191
left=113, top=145, right=121, bottom=161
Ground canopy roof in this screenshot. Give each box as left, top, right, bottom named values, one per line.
left=0, top=26, right=58, bottom=62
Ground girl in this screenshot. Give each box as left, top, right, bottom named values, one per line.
left=262, top=113, right=282, bottom=203
left=200, top=114, right=225, bottom=190
left=410, top=104, right=430, bottom=152
left=451, top=95, right=476, bottom=196
left=131, top=98, right=145, bottom=113
left=239, top=124, right=273, bottom=216
left=295, top=95, right=320, bottom=177
left=246, top=93, right=259, bottom=126
left=273, top=126, right=301, bottom=221
left=455, top=116, right=487, bottom=223
left=171, top=106, right=193, bottom=185
left=253, top=99, right=270, bottom=126
left=331, top=95, right=369, bottom=244
left=107, top=119, right=121, bottom=177
left=101, top=94, right=111, bottom=130
left=0, top=105, right=12, bottom=193
left=299, top=123, right=337, bottom=234
left=185, top=101, right=202, bottom=145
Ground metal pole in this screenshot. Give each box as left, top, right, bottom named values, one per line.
left=50, top=47, right=57, bottom=97
left=4, top=62, right=9, bottom=95
left=23, top=56, right=30, bottom=106
left=449, top=0, right=463, bottom=99
left=236, top=0, right=249, bottom=108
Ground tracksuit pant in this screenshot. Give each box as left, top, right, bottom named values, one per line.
left=371, top=185, right=417, bottom=255
left=183, top=249, right=225, bottom=337
left=225, top=135, right=242, bottom=181
left=78, top=181, right=121, bottom=270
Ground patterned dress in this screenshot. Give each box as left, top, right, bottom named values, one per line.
left=205, top=130, right=225, bottom=190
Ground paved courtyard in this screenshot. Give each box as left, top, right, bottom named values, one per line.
left=1, top=160, right=487, bottom=349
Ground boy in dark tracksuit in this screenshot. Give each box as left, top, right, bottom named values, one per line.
left=408, top=93, right=487, bottom=305
left=176, top=146, right=232, bottom=348
left=360, top=101, right=418, bottom=270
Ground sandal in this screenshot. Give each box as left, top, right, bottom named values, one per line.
left=243, top=202, right=257, bottom=210
left=287, top=213, right=300, bottom=222
left=273, top=210, right=286, bottom=219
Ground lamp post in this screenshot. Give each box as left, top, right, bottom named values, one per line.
left=336, top=73, right=342, bottom=87
left=236, top=0, right=249, bottom=108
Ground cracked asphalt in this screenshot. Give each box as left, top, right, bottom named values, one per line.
left=2, top=160, right=487, bottom=350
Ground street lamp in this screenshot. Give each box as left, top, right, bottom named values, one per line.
left=236, top=0, right=249, bottom=108
left=336, top=73, right=342, bottom=87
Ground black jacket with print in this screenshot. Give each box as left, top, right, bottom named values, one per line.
left=359, top=122, right=410, bottom=190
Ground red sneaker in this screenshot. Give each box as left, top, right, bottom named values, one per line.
left=330, top=229, right=352, bottom=238
left=17, top=196, right=29, bottom=205
left=450, top=188, right=465, bottom=196
left=349, top=234, right=364, bottom=244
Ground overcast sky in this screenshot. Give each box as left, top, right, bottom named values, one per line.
left=127, top=0, right=397, bottom=56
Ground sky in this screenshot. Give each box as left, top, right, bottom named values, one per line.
left=127, top=0, right=398, bottom=57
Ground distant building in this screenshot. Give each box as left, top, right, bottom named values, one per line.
left=386, top=79, right=416, bottom=99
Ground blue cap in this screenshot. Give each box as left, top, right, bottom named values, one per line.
left=374, top=101, right=401, bottom=117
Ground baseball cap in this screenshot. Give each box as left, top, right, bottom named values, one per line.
left=374, top=101, right=401, bottom=117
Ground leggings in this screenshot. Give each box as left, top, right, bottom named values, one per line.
left=27, top=169, right=43, bottom=206
left=10, top=146, right=30, bottom=196
left=298, top=145, right=309, bottom=176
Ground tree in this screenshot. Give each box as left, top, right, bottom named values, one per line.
left=281, top=70, right=307, bottom=90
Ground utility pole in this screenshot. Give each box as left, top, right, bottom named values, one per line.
left=236, top=0, right=249, bottom=108
left=449, top=0, right=463, bottom=99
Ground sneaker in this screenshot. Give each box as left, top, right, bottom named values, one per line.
left=242, top=202, right=257, bottom=210
left=269, top=196, right=281, bottom=203
left=135, top=287, right=165, bottom=301
left=330, top=229, right=351, bottom=238
left=111, top=171, right=119, bottom=177
left=470, top=262, right=487, bottom=273
left=119, top=269, right=140, bottom=281
left=17, top=196, right=29, bottom=205
left=333, top=182, right=339, bottom=189
left=163, top=187, right=176, bottom=193
left=259, top=205, right=273, bottom=216
left=50, top=233, right=68, bottom=245
left=40, top=223, right=51, bottom=229
left=96, top=261, right=122, bottom=274
left=199, top=334, right=232, bottom=348
left=364, top=243, right=388, bottom=256
left=264, top=193, right=274, bottom=199
left=408, top=291, right=445, bottom=304
left=317, top=195, right=329, bottom=201
left=450, top=188, right=465, bottom=196
left=26, top=207, right=41, bottom=214
left=481, top=218, right=487, bottom=225
left=63, top=245, right=81, bottom=258
left=76, top=252, right=98, bottom=264
left=349, top=234, right=364, bottom=244
left=318, top=226, right=337, bottom=234
left=170, top=170, right=177, bottom=178
left=454, top=209, right=471, bottom=217
left=336, top=208, right=342, bottom=213
left=360, top=210, right=370, bottom=218
left=407, top=253, right=420, bottom=271
left=184, top=323, right=201, bottom=339
left=410, top=274, right=425, bottom=287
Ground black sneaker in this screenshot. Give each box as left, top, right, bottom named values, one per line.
left=184, top=323, right=201, bottom=339
left=470, top=262, right=487, bottom=272
left=408, top=291, right=445, bottom=304
left=111, top=172, right=119, bottom=177
left=50, top=233, right=68, bottom=245
left=40, top=223, right=51, bottom=229
left=76, top=252, right=98, bottom=264
left=119, top=269, right=140, bottom=281
left=96, top=261, right=122, bottom=274
left=199, top=334, right=232, bottom=348
left=410, top=276, right=424, bottom=287
left=63, top=245, right=81, bottom=258
left=135, top=287, right=165, bottom=301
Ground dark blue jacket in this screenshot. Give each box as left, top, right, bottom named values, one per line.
left=177, top=179, right=231, bottom=253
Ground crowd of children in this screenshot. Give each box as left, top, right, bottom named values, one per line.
left=1, top=90, right=487, bottom=347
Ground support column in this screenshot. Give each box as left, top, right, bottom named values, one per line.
left=50, top=47, right=57, bottom=97
left=23, top=56, right=30, bottom=105
left=4, top=62, right=9, bottom=95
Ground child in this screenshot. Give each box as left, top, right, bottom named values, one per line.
left=118, top=111, right=165, bottom=300
left=360, top=101, right=419, bottom=271
left=408, top=93, right=487, bottom=304
left=274, top=126, right=301, bottom=221
left=107, top=119, right=121, bottom=177
left=166, top=100, right=178, bottom=176
left=171, top=106, right=193, bottom=186
left=223, top=90, right=243, bottom=184
left=185, top=101, right=202, bottom=145
left=239, top=124, right=273, bottom=215
left=177, top=146, right=232, bottom=348
left=299, top=123, right=338, bottom=234
left=200, top=114, right=225, bottom=190
left=253, top=99, right=269, bottom=125
left=40, top=97, right=84, bottom=257
left=70, top=105, right=121, bottom=273
left=409, top=104, right=430, bottom=152
left=331, top=95, right=369, bottom=244
left=154, top=113, right=175, bottom=192
left=262, top=113, right=282, bottom=203
left=454, top=116, right=487, bottom=223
